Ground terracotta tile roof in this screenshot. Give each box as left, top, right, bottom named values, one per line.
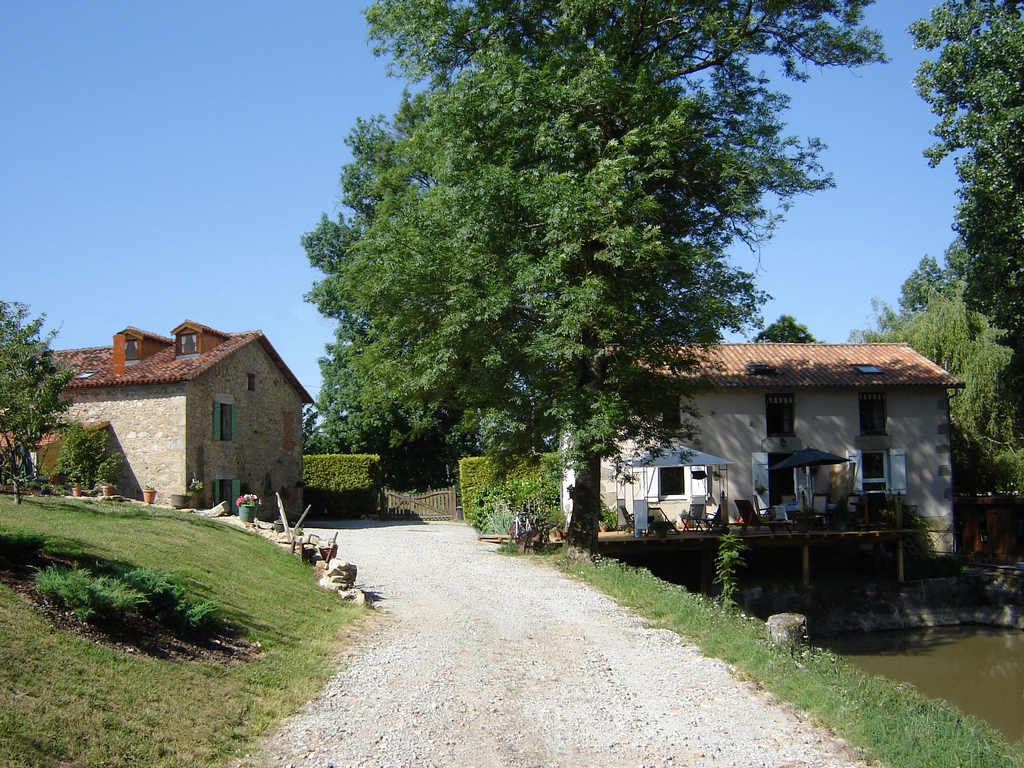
left=119, top=327, right=173, bottom=344
left=698, top=343, right=963, bottom=389
left=55, top=326, right=313, bottom=403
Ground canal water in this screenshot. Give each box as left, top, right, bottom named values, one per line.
left=819, top=625, right=1024, bottom=743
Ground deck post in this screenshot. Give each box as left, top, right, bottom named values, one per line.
left=801, top=544, right=810, bottom=586
left=897, top=536, right=904, bottom=582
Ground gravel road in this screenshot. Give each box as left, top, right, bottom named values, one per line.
left=244, top=520, right=863, bottom=768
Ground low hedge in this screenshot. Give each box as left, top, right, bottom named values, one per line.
left=303, top=454, right=382, bottom=518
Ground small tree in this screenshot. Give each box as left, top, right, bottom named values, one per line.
left=56, top=423, right=119, bottom=491
left=0, top=302, right=73, bottom=504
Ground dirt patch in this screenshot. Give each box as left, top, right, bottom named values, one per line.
left=0, top=552, right=260, bottom=664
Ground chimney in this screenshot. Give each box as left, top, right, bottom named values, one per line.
left=112, top=334, right=126, bottom=376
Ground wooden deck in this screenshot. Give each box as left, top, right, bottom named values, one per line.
left=597, top=526, right=910, bottom=587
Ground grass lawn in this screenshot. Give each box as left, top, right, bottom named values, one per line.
left=561, top=553, right=1024, bottom=768
left=0, top=495, right=365, bottom=768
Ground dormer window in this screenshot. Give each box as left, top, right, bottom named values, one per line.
left=124, top=338, right=139, bottom=362
left=177, top=332, right=198, bottom=357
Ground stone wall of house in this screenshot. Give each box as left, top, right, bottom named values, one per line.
left=185, top=341, right=305, bottom=516
left=65, top=384, right=187, bottom=498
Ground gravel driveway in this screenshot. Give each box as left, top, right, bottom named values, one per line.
left=244, top=520, right=863, bottom=768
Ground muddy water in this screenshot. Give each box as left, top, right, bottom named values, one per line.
left=820, top=626, right=1024, bottom=743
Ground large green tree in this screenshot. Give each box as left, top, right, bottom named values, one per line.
left=755, top=314, right=817, bottom=343
left=0, top=302, right=73, bottom=504
left=306, top=0, right=884, bottom=556
left=853, top=254, right=1023, bottom=493
left=912, top=1, right=1024, bottom=359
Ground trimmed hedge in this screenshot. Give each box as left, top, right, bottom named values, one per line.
left=459, top=454, right=560, bottom=528
left=303, top=454, right=382, bottom=518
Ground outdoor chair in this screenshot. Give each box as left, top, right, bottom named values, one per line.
left=736, top=499, right=793, bottom=534
left=679, top=495, right=707, bottom=530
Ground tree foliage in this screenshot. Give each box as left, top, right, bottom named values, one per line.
left=912, top=1, right=1024, bottom=356
left=853, top=254, right=1024, bottom=493
left=303, top=332, right=479, bottom=491
left=0, top=302, right=73, bottom=503
left=305, top=0, right=884, bottom=555
left=755, top=314, right=817, bottom=343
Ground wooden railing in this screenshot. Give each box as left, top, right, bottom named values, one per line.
left=382, top=486, right=458, bottom=520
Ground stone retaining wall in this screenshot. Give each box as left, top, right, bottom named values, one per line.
left=738, top=568, right=1024, bottom=639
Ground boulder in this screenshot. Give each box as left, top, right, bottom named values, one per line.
left=766, top=612, right=806, bottom=647
left=201, top=501, right=230, bottom=518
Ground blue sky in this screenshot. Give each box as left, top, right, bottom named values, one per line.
left=1, top=1, right=958, bottom=398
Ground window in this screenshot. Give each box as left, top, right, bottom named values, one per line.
left=859, top=392, right=886, bottom=435
left=75, top=370, right=98, bottom=380
left=861, top=450, right=888, bottom=492
left=765, top=394, right=794, bottom=436
left=213, top=401, right=236, bottom=441
left=177, top=332, right=197, bottom=356
left=247, top=373, right=256, bottom=391
left=659, top=466, right=685, bottom=497
left=124, top=339, right=139, bottom=360
left=853, top=364, right=882, bottom=374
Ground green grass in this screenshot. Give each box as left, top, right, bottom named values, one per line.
left=561, top=554, right=1024, bottom=768
left=0, top=495, right=365, bottom=768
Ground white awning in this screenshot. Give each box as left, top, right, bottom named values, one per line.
left=620, top=445, right=734, bottom=468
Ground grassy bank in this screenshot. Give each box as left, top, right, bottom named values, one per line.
left=562, top=554, right=1023, bottom=768
left=0, top=495, right=364, bottom=768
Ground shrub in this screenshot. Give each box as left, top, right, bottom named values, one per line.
left=55, top=424, right=123, bottom=489
left=303, top=454, right=382, bottom=518
left=459, top=454, right=560, bottom=528
left=35, top=566, right=145, bottom=622
left=0, top=530, right=46, bottom=562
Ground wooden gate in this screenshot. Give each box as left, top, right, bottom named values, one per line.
left=382, top=486, right=458, bottom=520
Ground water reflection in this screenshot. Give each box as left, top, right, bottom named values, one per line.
left=820, top=626, right=1024, bottom=743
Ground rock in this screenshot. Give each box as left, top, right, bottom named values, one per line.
left=766, top=612, right=806, bottom=647
left=338, top=588, right=367, bottom=607
left=200, top=501, right=230, bottom=517
left=326, top=559, right=357, bottom=585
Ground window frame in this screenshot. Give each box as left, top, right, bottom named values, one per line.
left=658, top=466, right=686, bottom=498
left=765, top=393, right=795, bottom=436
left=124, top=338, right=139, bottom=361
left=177, top=332, right=198, bottom=356
left=859, top=392, right=887, bottom=435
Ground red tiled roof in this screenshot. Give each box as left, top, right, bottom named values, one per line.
left=698, top=343, right=962, bottom=389
left=55, top=326, right=313, bottom=403
left=119, top=327, right=173, bottom=344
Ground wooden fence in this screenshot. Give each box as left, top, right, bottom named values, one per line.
left=382, top=486, right=458, bottom=520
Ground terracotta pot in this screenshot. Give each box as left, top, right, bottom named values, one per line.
left=101, top=484, right=115, bottom=497
left=142, top=488, right=157, bottom=504
left=71, top=487, right=82, bottom=497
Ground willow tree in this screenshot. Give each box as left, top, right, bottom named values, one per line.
left=305, top=1, right=884, bottom=556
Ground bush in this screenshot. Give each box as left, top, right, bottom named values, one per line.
left=303, top=454, right=382, bottom=518
left=459, top=454, right=560, bottom=528
left=0, top=531, right=46, bottom=563
left=55, top=424, right=123, bottom=489
left=905, top=554, right=964, bottom=581
left=35, top=564, right=221, bottom=630
left=35, top=566, right=146, bottom=622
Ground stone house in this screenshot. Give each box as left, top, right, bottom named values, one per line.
left=52, top=321, right=313, bottom=511
left=593, top=343, right=963, bottom=550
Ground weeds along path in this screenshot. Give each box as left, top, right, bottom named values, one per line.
left=245, top=521, right=863, bottom=768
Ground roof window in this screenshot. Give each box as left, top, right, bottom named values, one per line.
left=75, top=370, right=98, bottom=380
left=853, top=364, right=882, bottom=374
left=746, top=363, right=777, bottom=375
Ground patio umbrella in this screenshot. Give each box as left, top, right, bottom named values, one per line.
left=770, top=447, right=850, bottom=471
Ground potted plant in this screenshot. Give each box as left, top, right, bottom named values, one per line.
left=142, top=485, right=157, bottom=504
left=832, top=496, right=851, bottom=532
left=236, top=493, right=260, bottom=523
left=792, top=507, right=816, bottom=533
left=187, top=478, right=204, bottom=508
left=648, top=517, right=676, bottom=538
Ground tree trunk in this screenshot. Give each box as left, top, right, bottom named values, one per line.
left=566, top=452, right=601, bottom=560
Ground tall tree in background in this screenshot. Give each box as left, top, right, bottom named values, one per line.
left=853, top=254, right=1023, bottom=493
left=755, top=315, right=817, bottom=343
left=305, top=1, right=884, bottom=556
left=913, top=1, right=1024, bottom=367
left=0, top=302, right=73, bottom=504
left=301, top=327, right=479, bottom=491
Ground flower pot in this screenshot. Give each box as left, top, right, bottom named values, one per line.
left=238, top=504, right=257, bottom=524
left=71, top=487, right=82, bottom=497
left=169, top=494, right=190, bottom=509
left=142, top=488, right=157, bottom=504
left=272, top=521, right=284, bottom=534
left=101, top=484, right=115, bottom=497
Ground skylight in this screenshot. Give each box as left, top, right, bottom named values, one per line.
left=746, top=363, right=777, bottom=375
left=853, top=364, right=882, bottom=374
left=75, top=370, right=98, bottom=379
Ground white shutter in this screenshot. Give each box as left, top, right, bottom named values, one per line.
left=848, top=450, right=863, bottom=492
left=889, top=449, right=907, bottom=493
left=752, top=452, right=769, bottom=508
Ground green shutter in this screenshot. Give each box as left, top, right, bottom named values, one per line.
left=230, top=404, right=238, bottom=442
left=213, top=402, right=221, bottom=440
left=231, top=479, right=241, bottom=512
